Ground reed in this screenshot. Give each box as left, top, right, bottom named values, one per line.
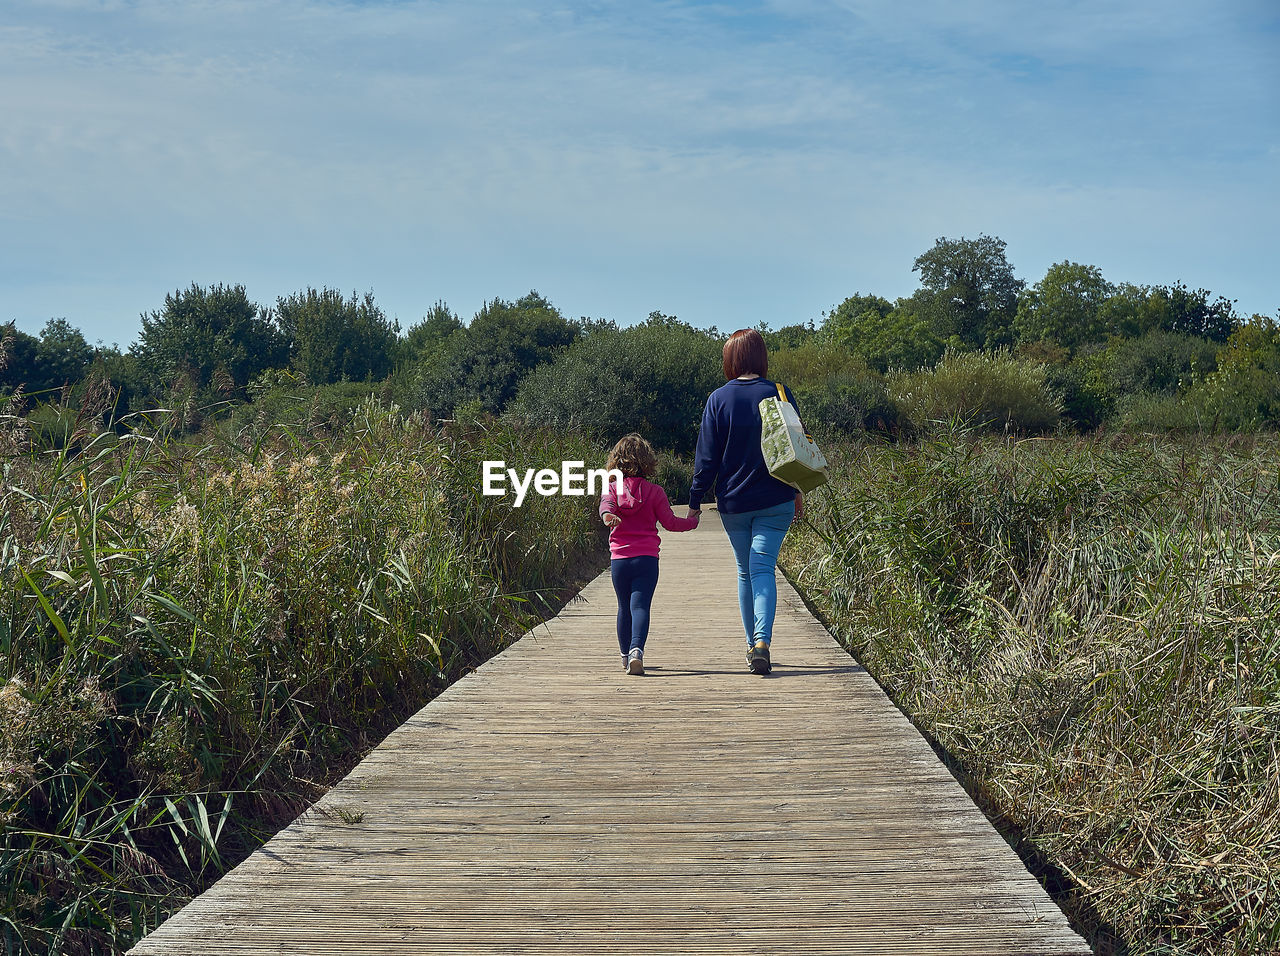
left=1, top=399, right=606, bottom=954
left=784, top=431, right=1280, bottom=956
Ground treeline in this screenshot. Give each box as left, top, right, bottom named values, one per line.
left=816, top=234, right=1272, bottom=434
left=3, top=234, right=1277, bottom=451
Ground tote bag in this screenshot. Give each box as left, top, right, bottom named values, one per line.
left=759, top=383, right=828, bottom=493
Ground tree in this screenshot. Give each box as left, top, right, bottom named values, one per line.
left=824, top=293, right=943, bottom=372
left=1, top=319, right=98, bottom=398
left=276, top=288, right=398, bottom=385
left=824, top=293, right=894, bottom=344
left=135, top=283, right=285, bottom=394
left=574, top=316, right=621, bottom=338
left=36, top=318, right=94, bottom=390
left=1154, top=282, right=1238, bottom=342
left=1098, top=282, right=1239, bottom=342
left=912, top=235, right=1024, bottom=350
left=92, top=347, right=148, bottom=422
left=509, top=315, right=722, bottom=454
left=0, top=322, right=41, bottom=396
left=1014, top=261, right=1114, bottom=352
left=757, top=321, right=817, bottom=351
left=401, top=301, right=462, bottom=365
left=417, top=291, right=579, bottom=416
left=1096, top=283, right=1150, bottom=339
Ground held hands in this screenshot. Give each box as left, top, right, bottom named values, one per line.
left=687, top=508, right=701, bottom=521
left=794, top=493, right=804, bottom=522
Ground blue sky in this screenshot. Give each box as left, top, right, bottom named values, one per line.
left=3, top=0, right=1277, bottom=347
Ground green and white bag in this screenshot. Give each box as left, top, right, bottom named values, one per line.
left=759, top=383, right=828, bottom=493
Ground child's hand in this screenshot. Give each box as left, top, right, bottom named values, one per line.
left=602, top=512, right=621, bottom=528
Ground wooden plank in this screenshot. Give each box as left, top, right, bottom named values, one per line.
left=129, top=512, right=1091, bottom=955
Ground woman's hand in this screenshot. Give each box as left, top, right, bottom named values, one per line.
left=602, top=512, right=621, bottom=528
left=687, top=508, right=701, bottom=520
left=793, top=493, right=804, bottom=521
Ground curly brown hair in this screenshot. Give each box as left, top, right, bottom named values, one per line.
left=606, top=433, right=657, bottom=478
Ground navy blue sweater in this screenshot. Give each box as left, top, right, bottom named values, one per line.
left=688, top=378, right=802, bottom=514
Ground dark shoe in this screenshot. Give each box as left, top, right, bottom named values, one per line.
left=627, top=648, right=644, bottom=675
left=749, top=640, right=771, bottom=675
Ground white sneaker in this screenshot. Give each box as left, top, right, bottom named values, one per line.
left=627, top=648, right=644, bottom=675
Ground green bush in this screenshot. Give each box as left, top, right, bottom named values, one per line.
left=768, top=340, right=871, bottom=389
left=653, top=454, right=696, bottom=507
left=231, top=377, right=395, bottom=436
left=822, top=295, right=945, bottom=372
left=1176, top=318, right=1280, bottom=431
left=1109, top=331, right=1218, bottom=395
left=1015, top=342, right=1106, bottom=431
left=508, top=316, right=722, bottom=455
left=1107, top=319, right=1280, bottom=433
left=1074, top=332, right=1219, bottom=427
left=888, top=349, right=1061, bottom=434
left=23, top=402, right=76, bottom=449
left=414, top=293, right=579, bottom=417
left=795, top=371, right=897, bottom=437
left=768, top=341, right=896, bottom=435
left=1113, top=390, right=1204, bottom=432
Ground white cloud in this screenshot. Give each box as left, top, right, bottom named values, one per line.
left=1, top=0, right=1275, bottom=341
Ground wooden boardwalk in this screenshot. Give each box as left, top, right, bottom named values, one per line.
left=131, top=513, right=1091, bottom=955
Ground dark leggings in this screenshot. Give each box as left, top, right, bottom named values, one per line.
left=610, top=556, right=659, bottom=656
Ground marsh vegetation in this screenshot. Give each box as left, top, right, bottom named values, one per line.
left=3, top=235, right=1278, bottom=953
left=0, top=402, right=604, bottom=954
left=785, top=432, right=1280, bottom=955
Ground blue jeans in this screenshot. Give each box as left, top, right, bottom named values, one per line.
left=720, top=500, right=795, bottom=647
left=610, top=556, right=660, bottom=656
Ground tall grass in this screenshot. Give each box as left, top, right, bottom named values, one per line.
left=888, top=348, right=1062, bottom=434
left=1, top=399, right=606, bottom=954
left=784, top=432, right=1280, bottom=955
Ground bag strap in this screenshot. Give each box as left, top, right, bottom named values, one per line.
left=777, top=382, right=816, bottom=444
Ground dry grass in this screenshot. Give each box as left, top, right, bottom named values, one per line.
left=784, top=431, right=1280, bottom=955
left=1, top=399, right=606, bottom=954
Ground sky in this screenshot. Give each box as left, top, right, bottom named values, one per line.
left=2, top=0, right=1277, bottom=348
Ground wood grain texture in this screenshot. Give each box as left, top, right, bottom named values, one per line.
left=130, top=512, right=1091, bottom=955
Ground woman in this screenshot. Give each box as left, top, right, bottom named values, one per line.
left=688, top=328, right=804, bottom=675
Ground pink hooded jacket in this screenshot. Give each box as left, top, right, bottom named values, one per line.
left=599, top=476, right=700, bottom=559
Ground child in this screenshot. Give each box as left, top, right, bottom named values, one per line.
left=599, top=434, right=700, bottom=675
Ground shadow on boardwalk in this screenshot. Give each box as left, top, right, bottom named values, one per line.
left=624, top=663, right=863, bottom=678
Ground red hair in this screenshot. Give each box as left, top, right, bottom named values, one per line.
left=722, top=329, right=768, bottom=379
